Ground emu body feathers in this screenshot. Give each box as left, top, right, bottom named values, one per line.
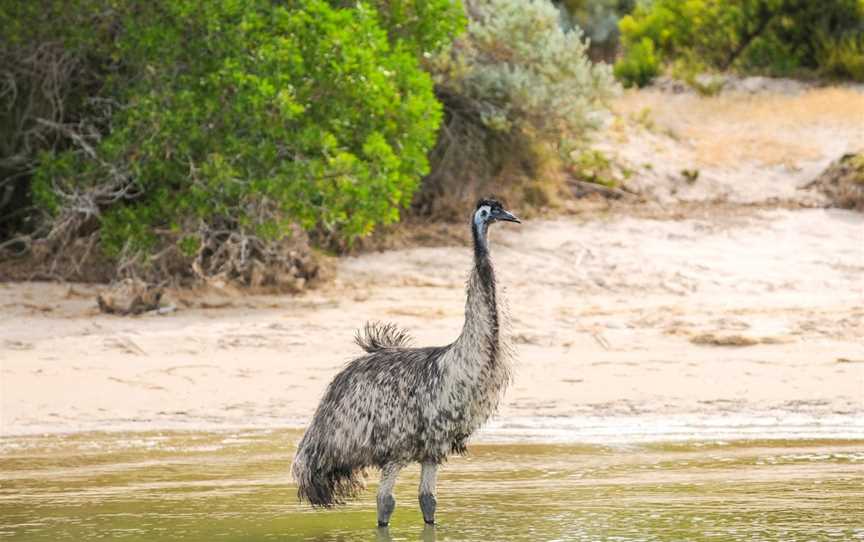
left=354, top=321, right=413, bottom=353
left=291, top=199, right=517, bottom=515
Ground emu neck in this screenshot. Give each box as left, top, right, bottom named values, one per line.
left=455, top=220, right=499, bottom=360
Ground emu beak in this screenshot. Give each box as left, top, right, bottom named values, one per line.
left=497, top=209, right=521, bottom=223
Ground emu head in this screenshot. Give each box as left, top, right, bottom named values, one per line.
left=473, top=198, right=520, bottom=229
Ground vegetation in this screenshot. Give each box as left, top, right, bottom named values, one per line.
left=613, top=37, right=660, bottom=88
left=817, top=32, right=864, bottom=81
left=615, top=0, right=864, bottom=87
left=805, top=152, right=864, bottom=211
left=1, top=0, right=462, bottom=283
left=556, top=0, right=637, bottom=61
left=570, top=149, right=632, bottom=189
left=2, top=0, right=618, bottom=282
left=419, top=0, right=616, bottom=216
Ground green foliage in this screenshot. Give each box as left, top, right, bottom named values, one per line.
left=572, top=149, right=616, bottom=187
left=419, top=0, right=616, bottom=215
left=569, top=148, right=633, bottom=188
left=361, top=0, right=467, bottom=58
left=434, top=0, right=615, bottom=137
left=614, top=37, right=659, bottom=87
left=817, top=32, right=864, bottom=81
left=0, top=0, right=117, bottom=52
left=681, top=168, right=700, bottom=184
left=14, top=0, right=454, bottom=273
left=615, top=0, right=864, bottom=86
left=0, top=0, right=120, bottom=240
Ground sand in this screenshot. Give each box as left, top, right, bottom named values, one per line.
left=599, top=84, right=864, bottom=205
left=1, top=82, right=863, bottom=441
left=2, top=207, right=861, bottom=439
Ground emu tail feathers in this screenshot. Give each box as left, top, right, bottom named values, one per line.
left=291, top=441, right=365, bottom=507
left=354, top=321, right=413, bottom=353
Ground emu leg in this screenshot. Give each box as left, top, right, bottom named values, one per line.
left=418, top=462, right=438, bottom=525
left=377, top=463, right=402, bottom=527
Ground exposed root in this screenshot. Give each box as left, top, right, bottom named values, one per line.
left=97, top=278, right=163, bottom=315
left=188, top=225, right=323, bottom=291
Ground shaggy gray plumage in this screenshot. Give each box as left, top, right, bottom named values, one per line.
left=291, top=199, right=519, bottom=525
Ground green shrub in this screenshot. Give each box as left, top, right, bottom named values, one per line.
left=0, top=0, right=119, bottom=242
left=4, top=0, right=464, bottom=281
left=614, top=37, right=660, bottom=87
left=571, top=149, right=618, bottom=187
left=420, top=0, right=616, bottom=214
left=817, top=32, right=864, bottom=81
left=615, top=0, right=864, bottom=86
left=362, top=0, right=467, bottom=58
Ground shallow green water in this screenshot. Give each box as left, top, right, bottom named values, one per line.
left=1, top=430, right=862, bottom=541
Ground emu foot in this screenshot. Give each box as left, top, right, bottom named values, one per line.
left=377, top=494, right=396, bottom=526
left=419, top=493, right=437, bottom=524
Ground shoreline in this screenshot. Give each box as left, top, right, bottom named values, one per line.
left=3, top=410, right=864, bottom=445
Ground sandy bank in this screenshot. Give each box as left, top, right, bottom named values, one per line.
left=2, top=207, right=861, bottom=439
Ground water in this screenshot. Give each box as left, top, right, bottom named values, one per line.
left=1, top=430, right=863, bottom=541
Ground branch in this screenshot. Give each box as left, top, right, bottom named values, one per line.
left=721, top=6, right=777, bottom=70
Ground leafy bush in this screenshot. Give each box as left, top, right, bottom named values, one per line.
left=817, top=32, right=864, bottom=81
left=0, top=0, right=118, bottom=243
left=362, top=0, right=467, bottom=58
left=3, top=0, right=462, bottom=283
left=420, top=0, right=616, bottom=215
left=615, top=0, right=864, bottom=87
left=614, top=37, right=659, bottom=87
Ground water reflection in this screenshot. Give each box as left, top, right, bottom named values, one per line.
left=376, top=526, right=393, bottom=542
left=372, top=525, right=437, bottom=542
left=1, top=430, right=863, bottom=541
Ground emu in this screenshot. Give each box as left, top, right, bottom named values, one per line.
left=291, top=198, right=519, bottom=526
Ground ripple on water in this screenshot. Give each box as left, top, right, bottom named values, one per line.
left=1, top=430, right=863, bottom=541
left=480, top=412, right=864, bottom=444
